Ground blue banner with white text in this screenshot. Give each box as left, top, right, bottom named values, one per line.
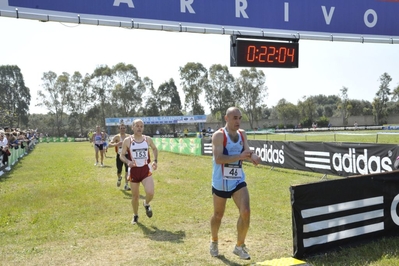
left=7, top=0, right=399, bottom=37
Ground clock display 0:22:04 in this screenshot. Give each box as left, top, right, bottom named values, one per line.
left=236, top=40, right=299, bottom=68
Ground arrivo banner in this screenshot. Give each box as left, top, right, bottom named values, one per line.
left=202, top=140, right=399, bottom=177
left=2, top=0, right=399, bottom=39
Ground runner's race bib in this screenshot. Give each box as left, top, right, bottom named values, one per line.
left=223, top=164, right=242, bottom=180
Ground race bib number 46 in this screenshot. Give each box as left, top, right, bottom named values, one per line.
left=223, top=164, right=242, bottom=180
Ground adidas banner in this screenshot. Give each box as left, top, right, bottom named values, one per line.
left=291, top=171, right=399, bottom=258
left=202, top=140, right=399, bottom=177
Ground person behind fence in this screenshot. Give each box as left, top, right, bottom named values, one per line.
left=209, top=106, right=261, bottom=260
left=120, top=119, right=158, bottom=225
left=0, top=132, right=9, bottom=167
left=9, top=131, right=20, bottom=150
left=108, top=123, right=131, bottom=191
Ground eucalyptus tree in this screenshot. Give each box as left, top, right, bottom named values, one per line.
left=391, top=84, right=399, bottom=102
left=142, top=79, right=160, bottom=134
left=69, top=72, right=92, bottom=136
left=234, top=67, right=267, bottom=130
left=297, top=96, right=318, bottom=126
left=0, top=65, right=30, bottom=128
left=157, top=78, right=182, bottom=116
left=389, top=84, right=399, bottom=115
left=112, top=63, right=145, bottom=117
left=90, top=65, right=114, bottom=128
left=204, top=64, right=235, bottom=124
left=337, top=87, right=351, bottom=126
left=37, top=71, right=71, bottom=136
left=179, top=62, right=207, bottom=115
left=373, top=72, right=392, bottom=125
left=275, top=98, right=299, bottom=126
left=348, top=99, right=372, bottom=116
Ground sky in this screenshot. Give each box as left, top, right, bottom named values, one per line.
left=1, top=16, right=398, bottom=115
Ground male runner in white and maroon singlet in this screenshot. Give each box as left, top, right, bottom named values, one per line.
left=120, top=119, right=158, bottom=225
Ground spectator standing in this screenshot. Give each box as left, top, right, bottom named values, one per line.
left=0, top=132, right=9, bottom=167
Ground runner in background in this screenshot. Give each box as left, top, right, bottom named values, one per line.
left=102, top=131, right=109, bottom=158
left=92, top=126, right=105, bottom=167
left=108, top=123, right=131, bottom=190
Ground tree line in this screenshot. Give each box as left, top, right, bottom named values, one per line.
left=1, top=63, right=267, bottom=136
left=0, top=64, right=397, bottom=137
left=271, top=73, right=399, bottom=128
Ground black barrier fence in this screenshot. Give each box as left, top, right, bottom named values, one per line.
left=202, top=139, right=399, bottom=177
left=291, top=171, right=399, bottom=258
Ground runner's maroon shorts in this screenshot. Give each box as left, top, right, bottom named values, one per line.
left=129, top=166, right=152, bottom=183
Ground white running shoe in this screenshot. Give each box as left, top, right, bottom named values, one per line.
left=233, top=244, right=250, bottom=260
left=210, top=241, right=219, bottom=257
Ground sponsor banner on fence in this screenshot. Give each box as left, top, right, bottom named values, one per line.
left=39, top=137, right=75, bottom=143
left=153, top=138, right=201, bottom=156
left=105, top=115, right=206, bottom=126
left=291, top=171, right=399, bottom=258
left=202, top=140, right=399, bottom=177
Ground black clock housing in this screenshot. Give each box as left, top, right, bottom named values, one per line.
left=231, top=37, right=299, bottom=68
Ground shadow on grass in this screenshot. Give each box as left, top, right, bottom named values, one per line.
left=0, top=163, right=23, bottom=182
left=119, top=190, right=145, bottom=200
left=138, top=223, right=186, bottom=243
left=214, top=254, right=250, bottom=266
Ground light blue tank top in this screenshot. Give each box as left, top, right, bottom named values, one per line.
left=212, top=128, right=245, bottom=191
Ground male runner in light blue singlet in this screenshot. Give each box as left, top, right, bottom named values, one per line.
left=209, top=107, right=261, bottom=260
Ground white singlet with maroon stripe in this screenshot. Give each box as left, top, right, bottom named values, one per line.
left=128, top=136, right=150, bottom=167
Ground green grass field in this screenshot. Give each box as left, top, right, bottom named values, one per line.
left=1, top=141, right=399, bottom=265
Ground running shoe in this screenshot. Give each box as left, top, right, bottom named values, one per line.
left=94, top=162, right=98, bottom=166
left=100, top=163, right=104, bottom=167
left=233, top=244, right=250, bottom=260
left=210, top=241, right=219, bottom=257
left=124, top=184, right=131, bottom=191
left=117, top=177, right=122, bottom=187
left=143, top=201, right=153, bottom=218
left=131, top=215, right=139, bottom=225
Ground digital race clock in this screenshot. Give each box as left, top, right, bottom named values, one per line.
left=230, top=37, right=299, bottom=68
